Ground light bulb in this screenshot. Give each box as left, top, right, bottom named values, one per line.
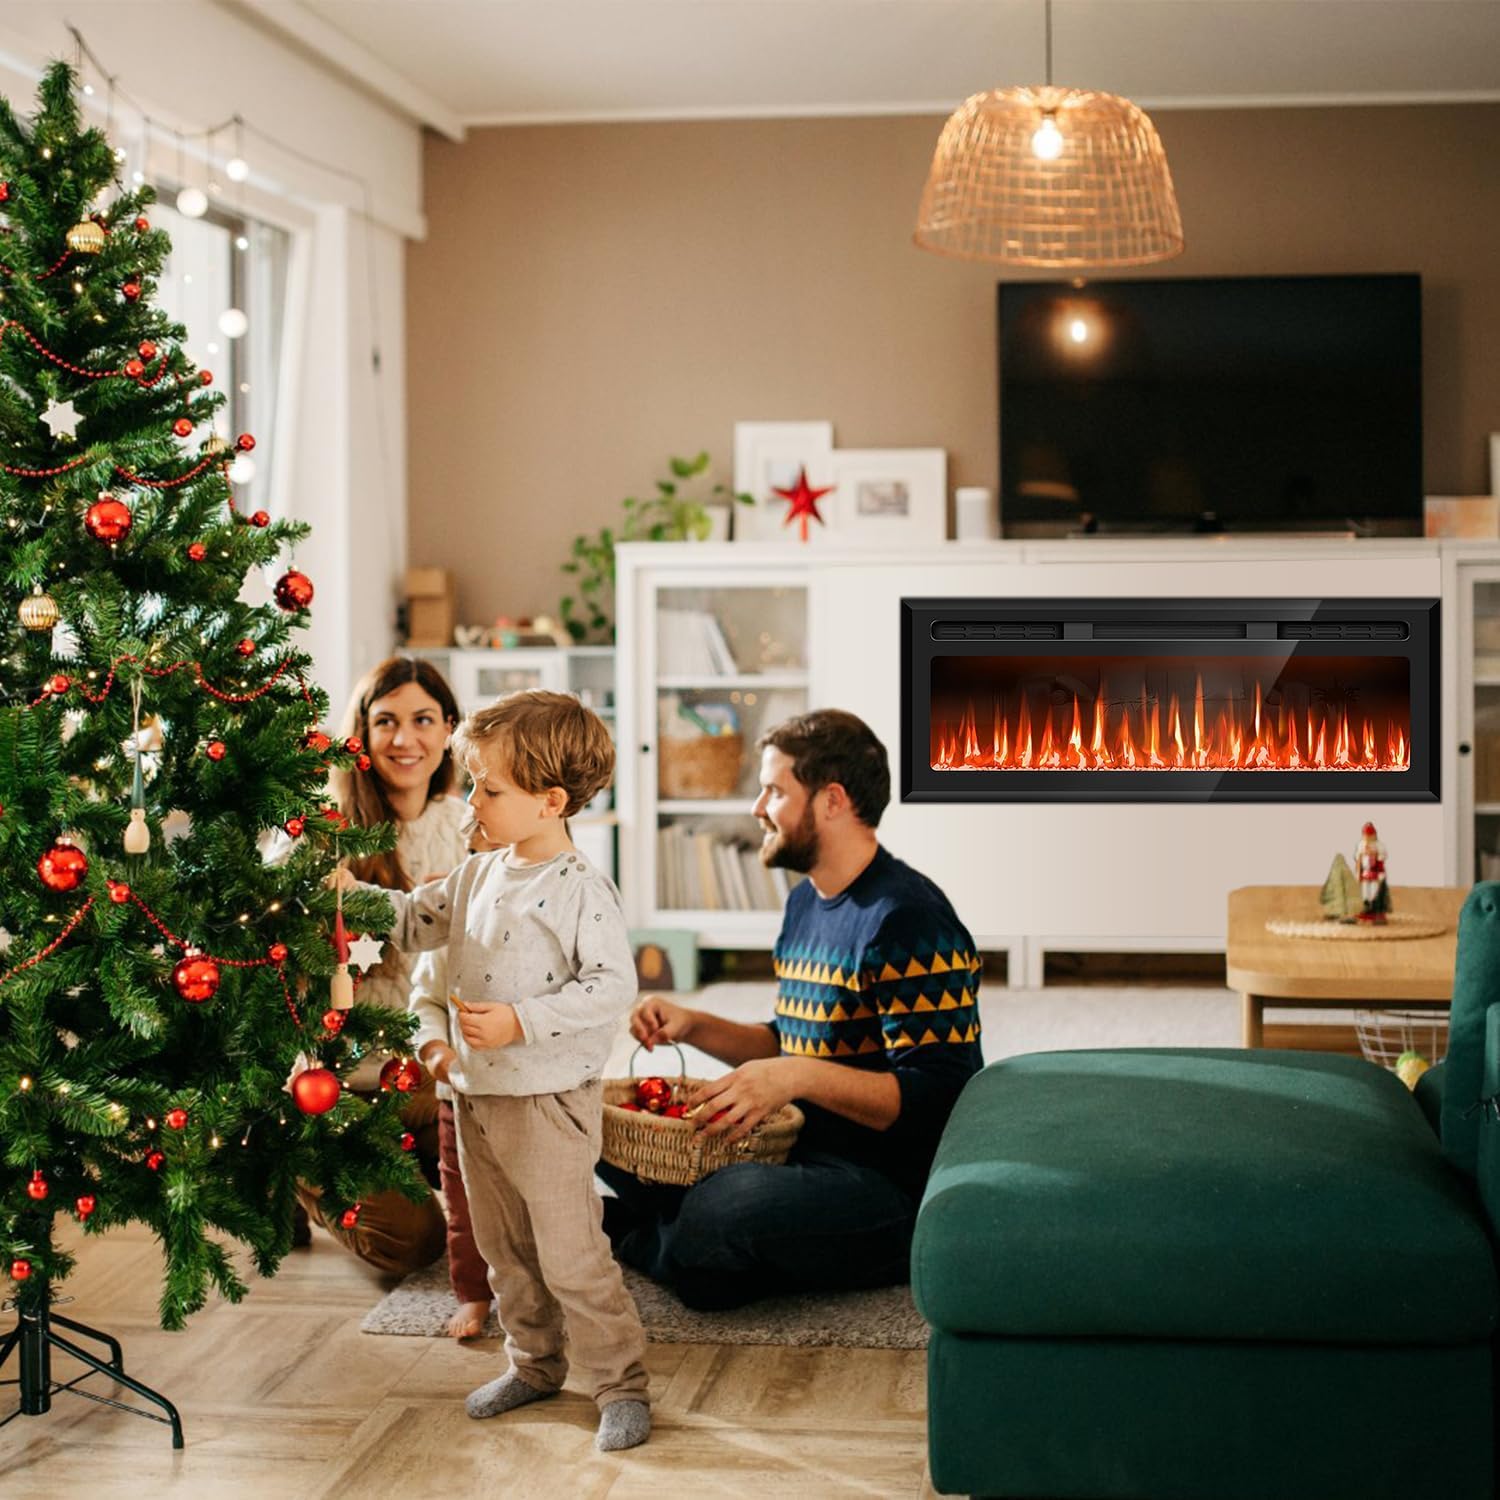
left=218, top=308, right=248, bottom=338
left=176, top=186, right=208, bottom=219
left=226, top=156, right=249, bottom=182
left=1031, top=113, right=1064, bottom=161
left=1068, top=317, right=1089, bottom=344
left=228, top=455, right=256, bottom=484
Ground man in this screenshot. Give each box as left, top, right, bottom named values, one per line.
left=598, top=709, right=983, bottom=1309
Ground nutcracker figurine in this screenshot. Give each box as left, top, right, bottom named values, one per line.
left=1354, top=821, right=1391, bottom=923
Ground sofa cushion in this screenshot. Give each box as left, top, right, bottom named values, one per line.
left=913, top=1048, right=1497, bottom=1345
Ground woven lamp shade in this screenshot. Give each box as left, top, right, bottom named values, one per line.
left=914, top=85, right=1184, bottom=269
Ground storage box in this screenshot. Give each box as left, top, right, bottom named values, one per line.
left=404, top=567, right=454, bottom=647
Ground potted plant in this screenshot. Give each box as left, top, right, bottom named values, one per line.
left=558, top=452, right=753, bottom=644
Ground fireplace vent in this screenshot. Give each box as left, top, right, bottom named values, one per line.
left=1092, top=622, right=1245, bottom=641
left=1279, top=622, right=1409, bottom=641
left=931, top=622, right=1061, bottom=641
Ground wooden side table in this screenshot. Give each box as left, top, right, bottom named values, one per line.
left=1226, top=885, right=1465, bottom=1048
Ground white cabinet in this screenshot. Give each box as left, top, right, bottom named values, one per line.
left=616, top=547, right=810, bottom=947
left=407, top=646, right=617, bottom=878
left=1447, top=547, right=1500, bottom=883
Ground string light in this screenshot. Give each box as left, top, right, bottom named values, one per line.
left=18, top=1076, right=32, bottom=1091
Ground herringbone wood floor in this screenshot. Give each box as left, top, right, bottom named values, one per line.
left=0, top=1217, right=937, bottom=1498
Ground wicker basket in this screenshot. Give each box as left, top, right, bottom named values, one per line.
left=658, top=733, right=743, bottom=800
left=601, top=1044, right=803, bottom=1187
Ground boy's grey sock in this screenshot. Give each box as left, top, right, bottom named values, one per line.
left=595, top=1398, right=651, bottom=1452
left=465, top=1372, right=555, bottom=1420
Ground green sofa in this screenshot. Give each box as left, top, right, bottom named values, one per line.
left=912, top=884, right=1500, bottom=1500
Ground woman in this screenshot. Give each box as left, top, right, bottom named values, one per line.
left=296, top=655, right=492, bottom=1337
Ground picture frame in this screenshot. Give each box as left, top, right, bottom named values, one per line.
left=827, top=448, right=948, bottom=548
left=732, top=421, right=835, bottom=543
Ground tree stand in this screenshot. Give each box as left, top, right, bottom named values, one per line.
left=0, top=1297, right=183, bottom=1449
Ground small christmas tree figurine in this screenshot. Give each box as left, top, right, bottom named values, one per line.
left=1319, top=853, right=1362, bottom=921
left=0, top=58, right=419, bottom=1372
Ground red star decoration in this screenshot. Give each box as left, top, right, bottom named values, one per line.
left=771, top=466, right=836, bottom=543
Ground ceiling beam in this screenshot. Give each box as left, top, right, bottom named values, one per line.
left=223, top=0, right=466, bottom=141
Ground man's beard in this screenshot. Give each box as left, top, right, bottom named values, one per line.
left=760, top=801, right=819, bottom=873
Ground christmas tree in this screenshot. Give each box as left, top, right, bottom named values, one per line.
left=0, top=64, right=418, bottom=1333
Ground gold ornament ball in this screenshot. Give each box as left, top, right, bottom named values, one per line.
left=66, top=220, right=107, bottom=256
left=204, top=433, right=231, bottom=456
left=18, top=586, right=59, bottom=632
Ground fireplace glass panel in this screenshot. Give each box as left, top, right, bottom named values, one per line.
left=930, top=654, right=1412, bottom=774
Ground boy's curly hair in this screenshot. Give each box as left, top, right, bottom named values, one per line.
left=452, top=689, right=614, bottom=818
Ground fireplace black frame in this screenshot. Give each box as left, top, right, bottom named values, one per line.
left=901, top=598, right=1439, bottom=804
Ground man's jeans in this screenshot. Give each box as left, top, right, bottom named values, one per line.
left=595, top=1148, right=918, bottom=1310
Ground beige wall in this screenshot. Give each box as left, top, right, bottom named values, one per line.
left=407, top=104, right=1500, bottom=627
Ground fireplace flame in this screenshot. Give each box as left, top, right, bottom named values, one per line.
left=933, top=687, right=1411, bottom=772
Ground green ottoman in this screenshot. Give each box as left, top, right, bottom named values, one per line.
left=913, top=1048, right=1499, bottom=1500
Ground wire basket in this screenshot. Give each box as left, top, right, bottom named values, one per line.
left=1352, top=1008, right=1449, bottom=1071
left=601, top=1043, right=802, bottom=1187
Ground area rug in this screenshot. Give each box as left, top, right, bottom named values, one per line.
left=360, top=1255, right=927, bottom=1350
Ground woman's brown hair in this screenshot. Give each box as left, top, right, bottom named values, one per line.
left=331, top=655, right=459, bottom=891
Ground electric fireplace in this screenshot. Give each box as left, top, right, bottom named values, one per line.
left=901, top=598, right=1438, bottom=803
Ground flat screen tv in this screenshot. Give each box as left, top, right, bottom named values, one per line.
left=998, top=273, right=1422, bottom=535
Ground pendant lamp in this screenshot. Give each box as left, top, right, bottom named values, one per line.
left=914, top=0, right=1184, bottom=268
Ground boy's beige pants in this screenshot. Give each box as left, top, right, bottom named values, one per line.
left=455, top=1082, right=649, bottom=1409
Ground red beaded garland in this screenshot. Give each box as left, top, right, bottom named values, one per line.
left=172, top=952, right=220, bottom=1003
left=38, top=841, right=87, bottom=892
left=85, top=495, right=132, bottom=542
left=274, top=569, right=314, bottom=611
left=291, top=1067, right=341, bottom=1116
left=187, top=542, right=207, bottom=562
left=172, top=417, right=193, bottom=438
left=205, top=740, right=227, bottom=762
left=165, top=1108, right=188, bottom=1130
left=26, top=1170, right=48, bottom=1200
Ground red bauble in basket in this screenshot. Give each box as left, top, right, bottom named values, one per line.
left=634, top=1076, right=673, bottom=1113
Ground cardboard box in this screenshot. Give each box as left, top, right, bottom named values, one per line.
left=404, top=567, right=454, bottom=647
left=1423, top=495, right=1500, bottom=539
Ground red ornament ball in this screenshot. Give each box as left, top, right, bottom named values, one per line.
left=0, top=182, right=9, bottom=202
left=236, top=432, right=256, bottom=452
left=134, top=216, right=149, bottom=232
left=269, top=942, right=289, bottom=963
left=124, top=357, right=145, bottom=379
left=48, top=673, right=70, bottom=695
left=305, top=731, right=331, bottom=752
left=378, top=1057, right=423, bottom=1093
left=356, top=753, right=371, bottom=772
left=107, top=880, right=131, bottom=905
left=10, top=1259, right=31, bottom=1282
left=137, top=339, right=157, bottom=359
left=321, top=806, right=348, bottom=830
left=145, top=1150, right=165, bottom=1171
left=38, top=841, right=87, bottom=892
left=339, top=1204, right=362, bottom=1230
left=187, top=542, right=207, bottom=563
left=344, top=736, right=363, bottom=755
left=205, top=740, right=227, bottom=762
left=26, top=1170, right=48, bottom=1201
left=173, top=953, right=220, bottom=1003
left=292, top=1067, right=341, bottom=1116
left=165, top=1108, right=188, bottom=1130
left=76, top=1194, right=96, bottom=1219
left=85, top=496, right=133, bottom=543
left=274, top=569, right=314, bottom=611
left=400, top=1132, right=416, bottom=1152
left=172, top=417, right=193, bottom=438
left=250, top=510, right=270, bottom=528
left=321, top=1007, right=346, bottom=1034
left=236, top=638, right=256, bottom=657
left=199, top=370, right=213, bottom=386
left=634, top=1076, right=673, bottom=1114
left=122, top=280, right=141, bottom=301
left=284, top=816, right=305, bottom=838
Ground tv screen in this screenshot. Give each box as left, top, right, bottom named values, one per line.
left=998, top=273, right=1423, bottom=535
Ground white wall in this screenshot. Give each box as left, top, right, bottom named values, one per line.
left=0, top=1, right=421, bottom=717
